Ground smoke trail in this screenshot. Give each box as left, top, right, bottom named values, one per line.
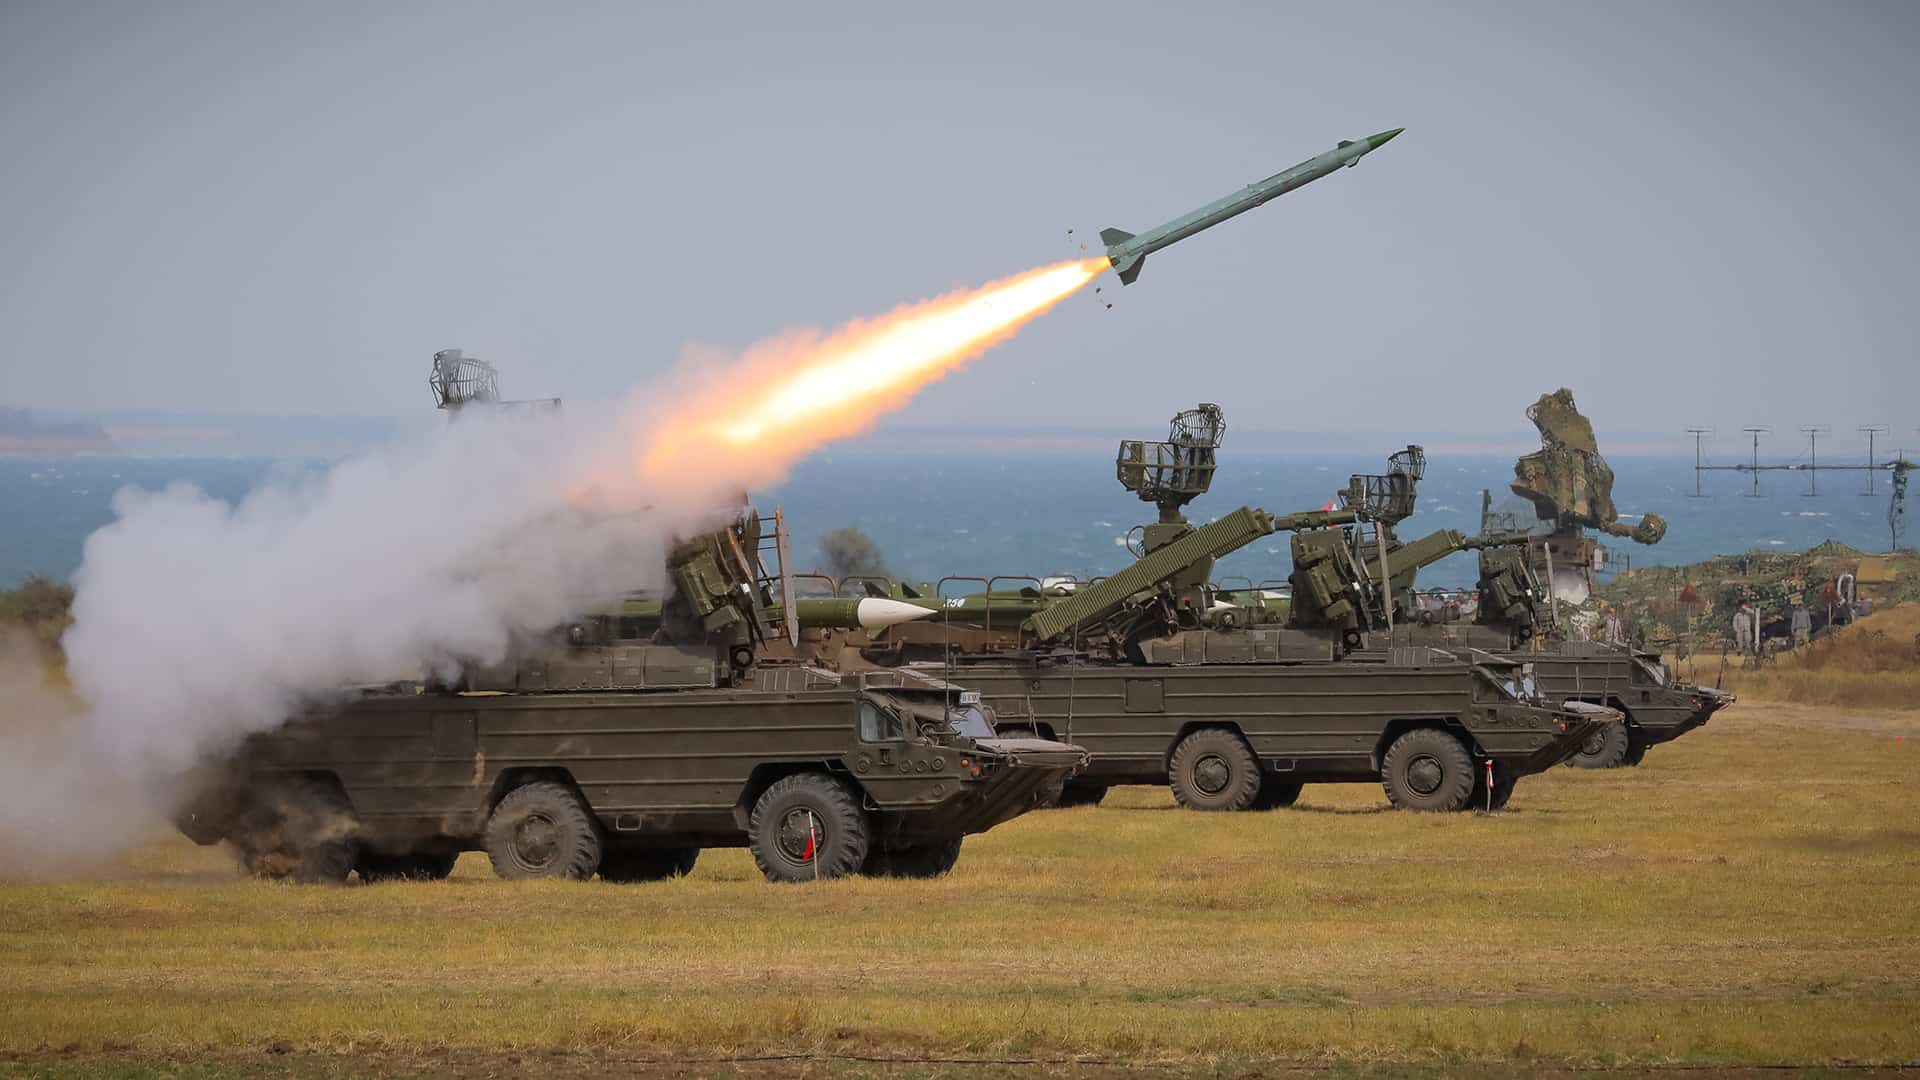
left=0, top=258, right=1103, bottom=875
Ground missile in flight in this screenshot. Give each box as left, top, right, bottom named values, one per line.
left=1101, top=128, right=1404, bottom=285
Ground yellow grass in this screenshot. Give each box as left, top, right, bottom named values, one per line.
left=2, top=701, right=1919, bottom=1074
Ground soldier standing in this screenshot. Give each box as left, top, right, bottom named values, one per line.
left=1733, top=601, right=1755, bottom=655
left=1603, top=607, right=1623, bottom=643
left=1790, top=601, right=1812, bottom=649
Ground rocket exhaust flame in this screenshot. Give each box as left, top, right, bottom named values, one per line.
left=639, top=258, right=1109, bottom=490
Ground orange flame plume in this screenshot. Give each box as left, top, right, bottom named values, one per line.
left=637, top=258, right=1109, bottom=497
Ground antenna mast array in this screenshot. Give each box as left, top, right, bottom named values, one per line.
left=1688, top=423, right=1918, bottom=552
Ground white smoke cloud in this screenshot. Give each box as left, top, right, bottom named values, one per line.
left=1, top=401, right=739, bottom=874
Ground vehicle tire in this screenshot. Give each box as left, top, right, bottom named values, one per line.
left=245, top=778, right=356, bottom=885
left=1569, top=720, right=1631, bottom=769
left=1168, top=728, right=1262, bottom=811
left=749, top=774, right=871, bottom=883
left=357, top=851, right=458, bottom=883
left=1249, top=779, right=1304, bottom=810
left=1621, top=736, right=1650, bottom=767
left=1055, top=782, right=1108, bottom=808
left=599, top=847, right=700, bottom=883
left=1380, top=728, right=1476, bottom=812
left=484, top=781, right=602, bottom=881
left=1032, top=773, right=1069, bottom=809
left=861, top=836, right=963, bottom=878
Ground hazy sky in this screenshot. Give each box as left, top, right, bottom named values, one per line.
left=2, top=1, right=1915, bottom=443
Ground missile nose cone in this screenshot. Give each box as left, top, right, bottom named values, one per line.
left=1365, top=128, right=1405, bottom=152
left=854, top=598, right=937, bottom=630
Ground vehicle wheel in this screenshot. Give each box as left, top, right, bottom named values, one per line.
left=1569, top=720, right=1631, bottom=769
left=1032, top=773, right=1069, bottom=809
left=861, top=836, right=963, bottom=878
left=241, top=778, right=357, bottom=884
left=599, top=847, right=700, bottom=883
left=1380, top=728, right=1476, bottom=812
left=749, top=774, right=871, bottom=883
left=357, top=851, right=458, bottom=882
left=1249, top=779, right=1304, bottom=810
left=1168, top=728, right=1262, bottom=811
left=484, top=781, right=602, bottom=881
left=1055, top=782, right=1108, bottom=808
left=1621, top=736, right=1650, bottom=767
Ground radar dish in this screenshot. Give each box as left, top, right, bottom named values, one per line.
left=1547, top=568, right=1591, bottom=606
left=428, top=348, right=501, bottom=411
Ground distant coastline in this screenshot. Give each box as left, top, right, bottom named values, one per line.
left=0, top=408, right=117, bottom=456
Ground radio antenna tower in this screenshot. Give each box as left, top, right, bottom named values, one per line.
left=1685, top=427, right=1714, bottom=498
left=1859, top=426, right=1889, bottom=495
left=1690, top=423, right=1916, bottom=552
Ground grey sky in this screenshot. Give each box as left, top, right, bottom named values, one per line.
left=2, top=1, right=1915, bottom=444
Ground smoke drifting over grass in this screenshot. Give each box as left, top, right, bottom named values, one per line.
left=0, top=628, right=152, bottom=879
left=0, top=407, right=699, bottom=875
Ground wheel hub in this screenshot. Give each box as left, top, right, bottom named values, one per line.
left=1407, top=755, right=1444, bottom=796
left=776, top=808, right=820, bottom=863
left=512, top=813, right=558, bottom=868
left=1581, top=732, right=1606, bottom=757
left=1193, top=754, right=1230, bottom=795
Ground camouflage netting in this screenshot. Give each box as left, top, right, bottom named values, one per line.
left=1593, top=545, right=1920, bottom=649
left=1511, top=388, right=1666, bottom=545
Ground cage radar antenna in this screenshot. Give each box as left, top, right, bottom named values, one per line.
left=428, top=349, right=561, bottom=416
left=1690, top=422, right=1917, bottom=552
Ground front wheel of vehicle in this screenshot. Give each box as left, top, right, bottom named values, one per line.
left=1168, top=729, right=1262, bottom=811
left=861, top=836, right=962, bottom=878
left=749, top=774, right=870, bottom=883
left=1570, top=720, right=1631, bottom=769
left=1055, top=782, right=1109, bottom=808
left=1381, top=728, right=1476, bottom=812
left=1621, top=735, right=1650, bottom=767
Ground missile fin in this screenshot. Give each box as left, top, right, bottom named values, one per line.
left=1113, top=253, right=1146, bottom=285
left=1099, top=227, right=1135, bottom=246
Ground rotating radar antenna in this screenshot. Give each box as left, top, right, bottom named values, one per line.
left=1115, top=403, right=1226, bottom=524
left=427, top=348, right=561, bottom=416
left=429, top=349, right=501, bottom=412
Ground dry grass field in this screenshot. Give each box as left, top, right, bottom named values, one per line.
left=2, top=699, right=1918, bottom=1079
left=1710, top=604, right=1920, bottom=709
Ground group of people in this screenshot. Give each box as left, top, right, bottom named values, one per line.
left=1730, top=599, right=1815, bottom=656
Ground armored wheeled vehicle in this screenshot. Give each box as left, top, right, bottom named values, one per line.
left=927, top=648, right=1614, bottom=813
left=176, top=505, right=1086, bottom=883
left=1288, top=402, right=1732, bottom=769
left=784, top=406, right=1620, bottom=812
left=177, top=666, right=1082, bottom=884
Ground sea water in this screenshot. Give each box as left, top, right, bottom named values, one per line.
left=1, top=452, right=1899, bottom=590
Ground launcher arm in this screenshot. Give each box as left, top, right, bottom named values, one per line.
left=1022, top=506, right=1356, bottom=642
